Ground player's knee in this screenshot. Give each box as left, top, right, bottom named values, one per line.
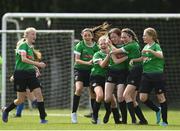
left=123, top=92, right=131, bottom=101
left=157, top=94, right=166, bottom=103
left=140, top=95, right=148, bottom=102
left=117, top=96, right=124, bottom=102
left=14, top=98, right=25, bottom=105
left=36, top=95, right=44, bottom=102
left=96, top=94, right=103, bottom=102
left=75, top=87, right=83, bottom=95
left=111, top=101, right=117, bottom=108
left=133, top=101, right=138, bottom=107
left=104, top=96, right=111, bottom=103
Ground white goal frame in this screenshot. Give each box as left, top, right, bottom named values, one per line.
left=2, top=13, right=180, bottom=107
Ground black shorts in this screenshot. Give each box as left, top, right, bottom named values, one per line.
left=106, top=68, right=128, bottom=85
left=140, top=73, right=166, bottom=94
left=74, top=68, right=91, bottom=87
left=127, top=65, right=142, bottom=89
left=14, top=70, right=41, bottom=92
left=90, top=75, right=105, bottom=91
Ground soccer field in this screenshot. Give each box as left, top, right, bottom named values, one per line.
left=0, top=108, right=180, bottom=130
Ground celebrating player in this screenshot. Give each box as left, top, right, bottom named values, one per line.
left=2, top=27, right=47, bottom=124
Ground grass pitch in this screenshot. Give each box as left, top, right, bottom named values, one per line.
left=0, top=108, right=180, bottom=130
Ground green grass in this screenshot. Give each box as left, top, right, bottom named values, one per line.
left=0, top=108, right=180, bottom=130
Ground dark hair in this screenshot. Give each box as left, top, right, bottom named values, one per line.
left=122, top=28, right=139, bottom=42
left=81, top=28, right=94, bottom=36
left=108, top=28, right=121, bottom=38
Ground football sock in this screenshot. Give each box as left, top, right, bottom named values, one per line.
left=5, top=102, right=17, bottom=113
left=37, top=102, right=47, bottom=120
left=127, top=102, right=136, bottom=123
left=119, top=101, right=127, bottom=123
left=160, top=101, right=168, bottom=124
left=72, top=94, right=80, bottom=113
left=144, top=99, right=159, bottom=112
left=16, top=103, right=24, bottom=116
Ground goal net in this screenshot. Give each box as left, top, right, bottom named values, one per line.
left=1, top=13, right=180, bottom=108
left=1, top=30, right=74, bottom=108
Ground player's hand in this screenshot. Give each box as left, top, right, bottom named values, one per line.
left=129, top=59, right=134, bottom=66
left=35, top=68, right=41, bottom=77
left=88, top=60, right=93, bottom=65
left=108, top=51, right=113, bottom=56
left=106, top=39, right=112, bottom=46
left=38, top=62, right=46, bottom=68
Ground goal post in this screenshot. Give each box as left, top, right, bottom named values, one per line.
left=1, top=13, right=180, bottom=108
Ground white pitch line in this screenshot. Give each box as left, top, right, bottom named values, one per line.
left=11, top=113, right=84, bottom=117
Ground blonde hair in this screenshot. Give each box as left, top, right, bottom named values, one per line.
left=91, top=22, right=111, bottom=42
left=144, top=27, right=159, bottom=43
left=16, top=27, right=42, bottom=61
left=23, top=27, right=37, bottom=38
left=33, top=49, right=42, bottom=61
left=81, top=22, right=111, bottom=43
left=98, top=35, right=108, bottom=44
left=16, top=27, right=37, bottom=48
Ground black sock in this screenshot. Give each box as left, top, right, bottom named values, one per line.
left=37, top=102, right=47, bottom=120
left=104, top=102, right=111, bottom=113
left=112, top=107, right=121, bottom=124
left=160, top=101, right=168, bottom=124
left=91, top=99, right=95, bottom=112
left=119, top=101, right=127, bottom=123
left=93, top=101, right=101, bottom=120
left=5, top=102, right=17, bottom=113
left=72, top=94, right=80, bottom=113
left=144, top=99, right=159, bottom=112
left=103, top=102, right=111, bottom=123
left=134, top=105, right=147, bottom=122
left=127, top=102, right=136, bottom=123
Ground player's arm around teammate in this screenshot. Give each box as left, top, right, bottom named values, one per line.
left=105, top=28, right=129, bottom=124
left=111, top=28, right=148, bottom=124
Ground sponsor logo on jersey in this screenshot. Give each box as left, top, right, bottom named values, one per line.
left=84, top=54, right=93, bottom=58
left=27, top=55, right=33, bottom=59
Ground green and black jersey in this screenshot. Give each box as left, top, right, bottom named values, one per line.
left=15, top=42, right=35, bottom=71
left=74, top=40, right=99, bottom=70
left=91, top=50, right=108, bottom=77
left=121, top=41, right=141, bottom=69
left=142, top=42, right=164, bottom=73
left=109, top=44, right=128, bottom=70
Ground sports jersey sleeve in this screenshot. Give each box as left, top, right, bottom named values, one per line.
left=94, top=43, right=100, bottom=52
left=17, top=43, right=27, bottom=56
left=74, top=42, right=82, bottom=55
left=155, top=44, right=162, bottom=52
left=121, top=44, right=132, bottom=54
left=93, top=52, right=102, bottom=64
